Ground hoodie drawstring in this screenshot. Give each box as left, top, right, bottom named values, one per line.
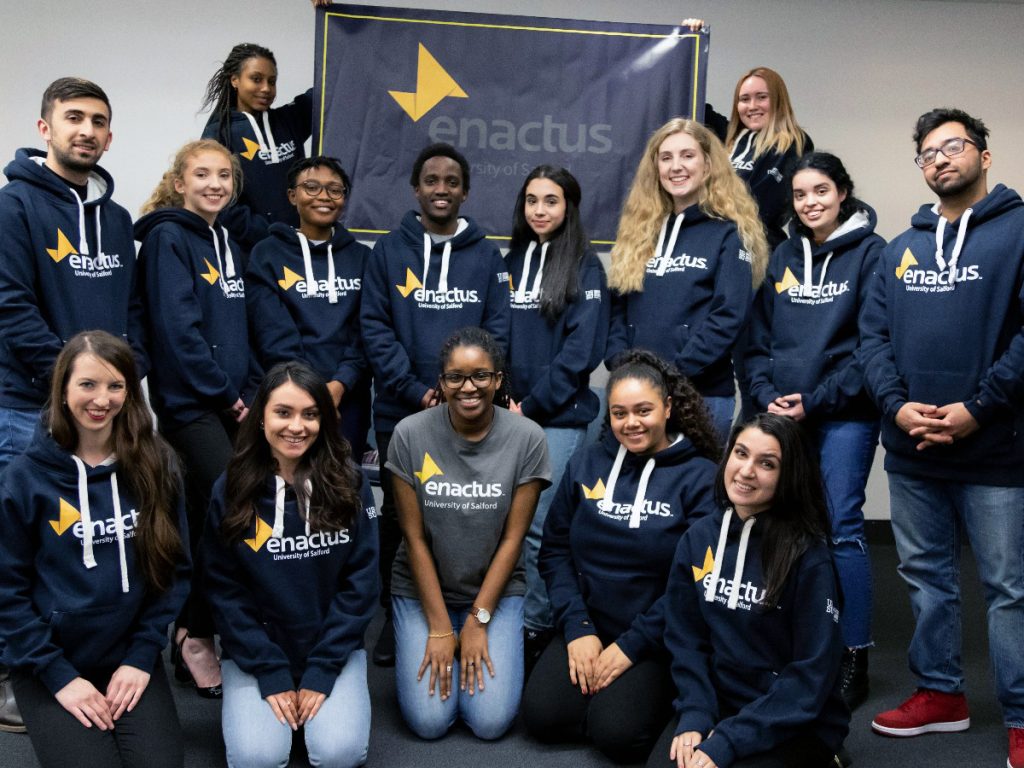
left=242, top=111, right=280, bottom=164
left=420, top=234, right=454, bottom=294
left=704, top=508, right=757, bottom=610
left=209, top=226, right=236, bottom=296
left=109, top=473, right=130, bottom=593
left=272, top=475, right=312, bottom=538
left=515, top=241, right=548, bottom=303
left=297, top=232, right=338, bottom=303
left=598, top=444, right=627, bottom=513
left=627, top=457, right=656, bottom=529
left=655, top=214, right=685, bottom=277
left=800, top=237, right=835, bottom=295
left=934, top=209, right=973, bottom=284
left=70, top=456, right=129, bottom=593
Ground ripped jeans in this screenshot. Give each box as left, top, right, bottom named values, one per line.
left=814, top=419, right=879, bottom=649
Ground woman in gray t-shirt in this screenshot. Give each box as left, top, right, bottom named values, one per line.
left=386, top=327, right=551, bottom=740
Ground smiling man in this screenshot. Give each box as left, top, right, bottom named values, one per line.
left=360, top=142, right=510, bottom=666
left=861, top=108, right=1024, bottom=768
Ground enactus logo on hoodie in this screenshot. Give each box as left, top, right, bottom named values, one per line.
left=50, top=497, right=137, bottom=545
left=415, top=452, right=502, bottom=512
left=395, top=268, right=481, bottom=309
left=693, top=546, right=766, bottom=611
left=583, top=476, right=673, bottom=523
left=243, top=515, right=350, bottom=562
left=896, top=248, right=981, bottom=293
left=278, top=266, right=360, bottom=298
left=47, top=228, right=123, bottom=278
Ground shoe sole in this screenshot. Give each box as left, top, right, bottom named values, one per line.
left=0, top=723, right=27, bottom=734
left=871, top=717, right=970, bottom=737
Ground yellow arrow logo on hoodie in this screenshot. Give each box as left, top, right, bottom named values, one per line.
left=46, top=228, right=78, bottom=263
left=396, top=268, right=423, bottom=298
left=50, top=497, right=82, bottom=535
left=414, top=453, right=443, bottom=483
left=389, top=44, right=468, bottom=122
left=582, top=478, right=606, bottom=500
left=200, top=258, right=220, bottom=285
left=895, top=248, right=918, bottom=279
left=240, top=137, right=261, bottom=161
left=278, top=266, right=303, bottom=291
left=243, top=516, right=273, bottom=552
left=774, top=267, right=799, bottom=294
left=692, top=547, right=715, bottom=581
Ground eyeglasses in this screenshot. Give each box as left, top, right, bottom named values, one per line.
left=440, top=371, right=497, bottom=388
left=914, top=137, right=979, bottom=169
left=294, top=180, right=347, bottom=199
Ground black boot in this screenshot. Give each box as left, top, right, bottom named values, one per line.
left=524, top=628, right=553, bottom=681
left=840, top=647, right=869, bottom=711
left=373, top=616, right=396, bottom=667
left=0, top=667, right=26, bottom=734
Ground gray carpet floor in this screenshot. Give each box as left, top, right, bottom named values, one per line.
left=0, top=541, right=1010, bottom=767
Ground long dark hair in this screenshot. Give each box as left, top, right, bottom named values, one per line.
left=605, top=349, right=721, bottom=461
left=437, top=327, right=510, bottom=409
left=790, top=152, right=864, bottom=240
left=714, top=414, right=831, bottom=608
left=509, top=165, right=588, bottom=322
left=199, top=42, right=277, bottom=146
left=222, top=362, right=361, bottom=542
left=47, top=331, right=183, bottom=593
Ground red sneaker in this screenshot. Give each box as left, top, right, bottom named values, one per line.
left=871, top=689, right=970, bottom=737
left=1009, top=726, right=1024, bottom=768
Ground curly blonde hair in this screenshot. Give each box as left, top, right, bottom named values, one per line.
left=724, top=67, right=807, bottom=160
left=609, top=118, right=768, bottom=293
left=141, top=139, right=242, bottom=214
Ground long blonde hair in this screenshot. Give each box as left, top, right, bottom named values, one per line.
left=724, top=67, right=806, bottom=160
left=141, top=139, right=242, bottom=214
left=609, top=119, right=768, bottom=293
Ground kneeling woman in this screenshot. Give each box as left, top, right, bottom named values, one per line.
left=387, top=327, right=550, bottom=740
left=648, top=414, right=848, bottom=768
left=0, top=332, right=189, bottom=768
left=203, top=362, right=379, bottom=768
left=523, top=350, right=720, bottom=763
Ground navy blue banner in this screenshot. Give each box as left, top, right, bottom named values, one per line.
left=315, top=4, right=708, bottom=244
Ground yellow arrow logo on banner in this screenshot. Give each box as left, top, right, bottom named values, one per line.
left=389, top=44, right=467, bottom=122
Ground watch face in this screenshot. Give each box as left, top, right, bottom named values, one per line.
left=475, top=608, right=491, bottom=624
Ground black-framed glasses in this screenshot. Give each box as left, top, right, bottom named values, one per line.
left=294, top=180, right=347, bottom=199
left=440, top=371, right=498, bottom=388
left=914, top=137, right=979, bottom=169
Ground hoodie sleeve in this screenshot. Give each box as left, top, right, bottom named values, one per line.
left=275, top=88, right=314, bottom=146
left=520, top=256, right=609, bottom=420
left=121, top=481, right=191, bottom=674
left=860, top=245, right=908, bottom=421
left=300, top=478, right=380, bottom=694
left=481, top=247, right=512, bottom=355
left=604, top=289, right=630, bottom=367
left=202, top=478, right=295, bottom=698
left=140, top=226, right=240, bottom=409
left=245, top=244, right=306, bottom=370
left=677, top=227, right=753, bottom=380
left=360, top=241, right=431, bottom=408
left=696, top=556, right=844, bottom=768
left=744, top=256, right=782, bottom=410
left=0, top=477, right=81, bottom=695
left=0, top=197, right=65, bottom=388
left=802, top=237, right=884, bottom=418
left=538, top=463, right=597, bottom=644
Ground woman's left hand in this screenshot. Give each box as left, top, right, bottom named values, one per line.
left=104, top=666, right=151, bottom=720
left=297, top=689, right=327, bottom=724
left=592, top=642, right=633, bottom=691
left=459, top=619, right=494, bottom=695
left=508, top=399, right=523, bottom=415
left=685, top=749, right=719, bottom=768
left=768, top=393, right=805, bottom=421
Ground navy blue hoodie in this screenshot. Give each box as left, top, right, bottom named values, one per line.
left=606, top=206, right=753, bottom=397
left=202, top=89, right=312, bottom=249
left=861, top=184, right=1024, bottom=485
left=664, top=508, right=848, bottom=768
left=540, top=430, right=717, bottom=662
left=203, top=471, right=379, bottom=697
left=135, top=208, right=260, bottom=432
left=247, top=222, right=370, bottom=391
left=0, top=425, right=190, bottom=695
left=0, top=149, right=147, bottom=407
left=361, top=211, right=511, bottom=431
left=746, top=206, right=885, bottom=421
left=506, top=244, right=609, bottom=427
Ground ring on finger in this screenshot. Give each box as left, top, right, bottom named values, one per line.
left=446, top=664, right=452, bottom=672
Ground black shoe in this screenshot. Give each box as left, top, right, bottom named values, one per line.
left=524, top=628, right=553, bottom=681
left=373, top=617, right=396, bottom=667
left=172, top=638, right=223, bottom=699
left=840, top=647, right=869, bottom=711
left=0, top=669, right=26, bottom=734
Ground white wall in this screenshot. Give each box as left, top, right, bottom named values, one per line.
left=3, top=0, right=1023, bottom=519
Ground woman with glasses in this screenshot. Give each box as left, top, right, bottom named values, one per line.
left=386, top=327, right=550, bottom=740
left=246, top=156, right=372, bottom=458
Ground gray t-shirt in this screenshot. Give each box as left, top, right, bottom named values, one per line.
left=387, top=404, right=551, bottom=607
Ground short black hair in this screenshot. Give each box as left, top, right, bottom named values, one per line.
left=913, top=108, right=989, bottom=154
left=409, top=143, right=471, bottom=192
left=287, top=156, right=351, bottom=195
left=41, top=77, right=111, bottom=121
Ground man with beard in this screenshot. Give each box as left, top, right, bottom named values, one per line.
left=861, top=108, right=1024, bottom=768
left=0, top=78, right=144, bottom=733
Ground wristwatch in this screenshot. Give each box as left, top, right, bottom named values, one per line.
left=471, top=606, right=491, bottom=625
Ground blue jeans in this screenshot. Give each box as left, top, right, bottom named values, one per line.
left=0, top=406, right=39, bottom=477
left=702, top=395, right=736, bottom=448
left=393, top=595, right=524, bottom=740
left=221, top=652, right=371, bottom=768
left=888, top=473, right=1024, bottom=726
left=815, top=419, right=878, bottom=649
left=524, top=426, right=585, bottom=631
